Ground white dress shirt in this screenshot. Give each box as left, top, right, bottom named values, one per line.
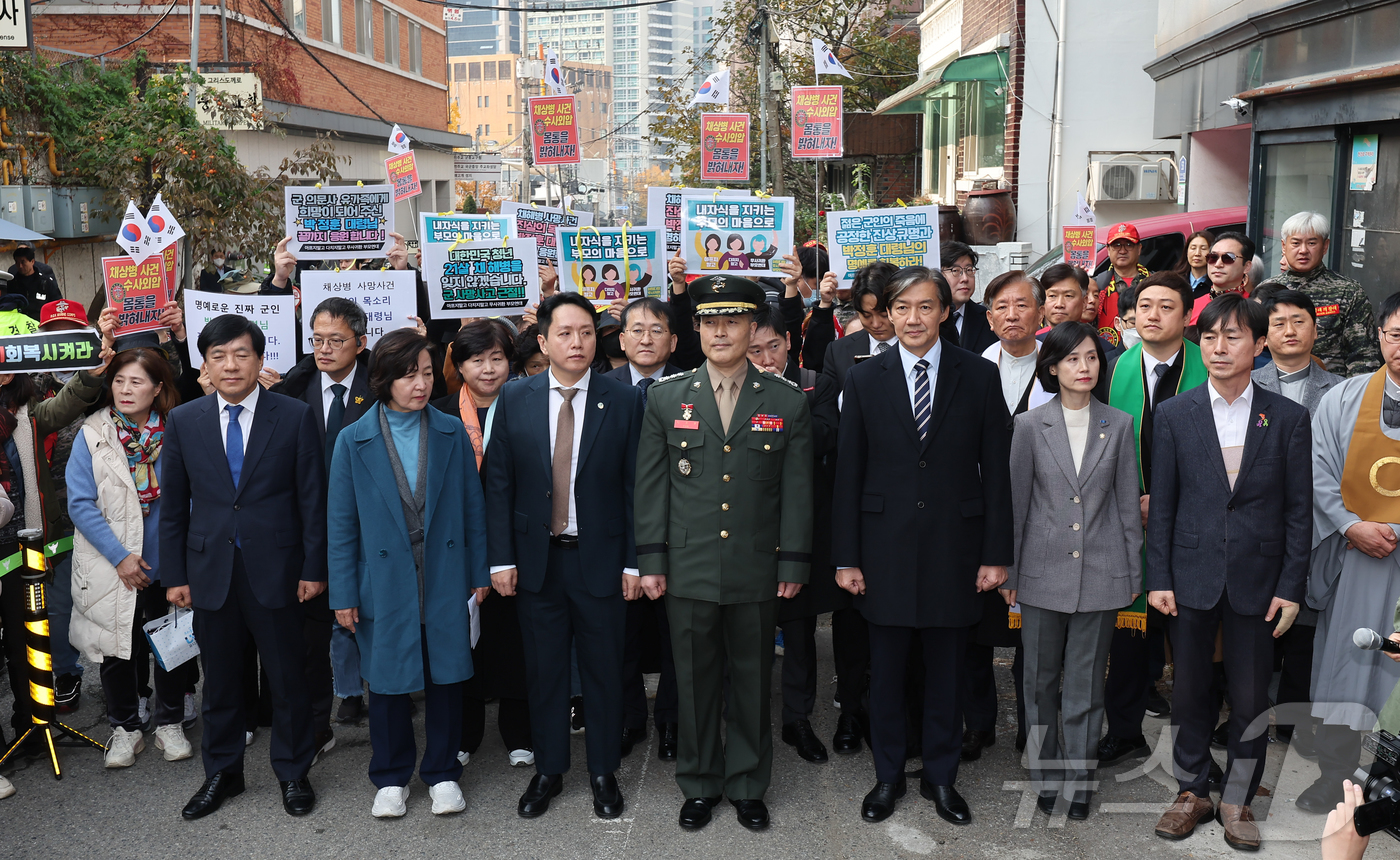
left=628, top=364, right=667, bottom=385
left=896, top=339, right=942, bottom=415
left=1142, top=348, right=1181, bottom=409
left=216, top=384, right=260, bottom=455
left=320, top=363, right=356, bottom=428
left=1209, top=380, right=1253, bottom=490
left=995, top=346, right=1038, bottom=416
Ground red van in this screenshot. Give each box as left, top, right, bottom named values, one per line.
left=1026, top=206, right=1247, bottom=280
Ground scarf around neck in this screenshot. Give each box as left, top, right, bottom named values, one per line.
left=111, top=408, right=163, bottom=515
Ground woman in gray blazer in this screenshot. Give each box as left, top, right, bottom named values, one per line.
left=1001, top=322, right=1142, bottom=821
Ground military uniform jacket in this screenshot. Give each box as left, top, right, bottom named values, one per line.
left=1256, top=265, right=1380, bottom=378
left=635, top=361, right=814, bottom=603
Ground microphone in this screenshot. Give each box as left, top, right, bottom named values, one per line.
left=1353, top=628, right=1400, bottom=654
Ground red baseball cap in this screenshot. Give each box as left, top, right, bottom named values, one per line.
left=39, top=299, right=89, bottom=328
left=1105, top=223, right=1140, bottom=244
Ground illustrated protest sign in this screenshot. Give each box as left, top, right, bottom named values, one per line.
left=646, top=187, right=745, bottom=256
left=300, top=270, right=418, bottom=348
left=185, top=293, right=298, bottom=373
left=554, top=226, right=664, bottom=307
left=284, top=186, right=395, bottom=261
left=420, top=238, right=540, bottom=319
left=825, top=206, right=940, bottom=279
left=501, top=203, right=593, bottom=268
left=680, top=196, right=795, bottom=276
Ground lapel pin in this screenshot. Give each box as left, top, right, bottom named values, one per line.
left=597, top=403, right=604, bottom=409
left=752, top=382, right=760, bottom=389
left=355, top=396, right=364, bottom=404
left=1099, top=432, right=1105, bottom=438
left=1099, top=419, right=1107, bottom=426
left=1256, top=412, right=1268, bottom=428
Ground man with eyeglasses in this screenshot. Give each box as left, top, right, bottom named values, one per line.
left=1095, top=223, right=1152, bottom=349
left=1255, top=211, right=1380, bottom=377
left=938, top=241, right=998, bottom=354
left=269, top=298, right=375, bottom=749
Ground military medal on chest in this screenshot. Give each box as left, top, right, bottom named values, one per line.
left=681, top=403, right=693, bottom=420
left=674, top=402, right=699, bottom=430
left=677, top=457, right=692, bottom=476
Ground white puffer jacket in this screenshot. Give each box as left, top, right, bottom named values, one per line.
left=69, top=411, right=145, bottom=663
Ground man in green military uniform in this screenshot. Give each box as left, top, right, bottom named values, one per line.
left=635, top=274, right=813, bottom=833
left=1255, top=210, right=1380, bottom=377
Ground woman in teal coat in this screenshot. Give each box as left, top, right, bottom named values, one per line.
left=327, top=329, right=490, bottom=819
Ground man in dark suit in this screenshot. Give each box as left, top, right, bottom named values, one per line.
left=484, top=292, right=645, bottom=821
left=820, top=261, right=900, bottom=393
left=269, top=297, right=376, bottom=738
left=938, top=241, right=998, bottom=354
left=605, top=296, right=681, bottom=760
left=162, top=314, right=327, bottom=820
left=1146, top=293, right=1311, bottom=851
left=833, top=266, right=1014, bottom=825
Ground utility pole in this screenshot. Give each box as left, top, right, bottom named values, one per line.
left=189, top=0, right=201, bottom=111
left=758, top=6, right=769, bottom=191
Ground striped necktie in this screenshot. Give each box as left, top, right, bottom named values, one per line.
left=913, top=359, right=931, bottom=441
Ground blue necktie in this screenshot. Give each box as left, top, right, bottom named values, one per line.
left=913, top=359, right=931, bottom=442
left=637, top=377, right=653, bottom=406
left=226, top=404, right=244, bottom=546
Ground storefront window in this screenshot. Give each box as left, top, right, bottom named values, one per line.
left=1258, top=140, right=1336, bottom=275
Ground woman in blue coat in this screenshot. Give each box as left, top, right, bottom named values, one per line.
left=328, top=329, right=490, bottom=819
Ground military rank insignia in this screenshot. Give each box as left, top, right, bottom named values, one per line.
left=751, top=414, right=784, bottom=432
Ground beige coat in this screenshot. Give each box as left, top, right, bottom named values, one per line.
left=69, top=411, right=145, bottom=662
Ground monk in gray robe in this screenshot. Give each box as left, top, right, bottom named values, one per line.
left=1302, top=291, right=1400, bottom=814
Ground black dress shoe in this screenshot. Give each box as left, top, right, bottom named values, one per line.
left=1068, top=794, right=1092, bottom=820
left=1211, top=722, right=1229, bottom=749
left=518, top=773, right=563, bottom=818
left=620, top=726, right=646, bottom=758
left=920, top=780, right=971, bottom=825
left=678, top=795, right=722, bottom=830
left=781, top=719, right=828, bottom=763
left=657, top=723, right=678, bottom=761
left=832, top=712, right=865, bottom=754
left=182, top=771, right=246, bottom=820
left=960, top=729, right=995, bottom=761
left=861, top=779, right=906, bottom=822
left=590, top=772, right=624, bottom=819
left=280, top=778, right=316, bottom=816
left=1296, top=776, right=1344, bottom=814
left=1145, top=688, right=1172, bottom=718
left=1036, top=792, right=1059, bottom=816
left=335, top=695, right=363, bottom=725
left=1015, top=730, right=1027, bottom=752
left=731, top=798, right=769, bottom=830
left=1096, top=734, right=1149, bottom=766
left=1207, top=759, right=1224, bottom=791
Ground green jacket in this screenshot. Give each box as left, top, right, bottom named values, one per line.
left=635, top=361, right=813, bottom=603
left=12, top=369, right=106, bottom=543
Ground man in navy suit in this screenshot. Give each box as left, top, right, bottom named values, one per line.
left=1146, top=293, right=1311, bottom=851
left=162, top=314, right=328, bottom=820
left=484, top=292, right=645, bottom=821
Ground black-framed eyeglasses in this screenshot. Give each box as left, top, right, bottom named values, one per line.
left=1206, top=252, right=1240, bottom=266
left=941, top=265, right=977, bottom=276
left=310, top=335, right=351, bottom=350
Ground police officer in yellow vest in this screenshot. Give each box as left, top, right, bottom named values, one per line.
left=635, top=274, right=813, bottom=832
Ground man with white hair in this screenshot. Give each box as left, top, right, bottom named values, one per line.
left=1255, top=211, right=1380, bottom=377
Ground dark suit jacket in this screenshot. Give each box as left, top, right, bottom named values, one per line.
left=941, top=302, right=998, bottom=355
left=159, top=391, right=328, bottom=611
left=821, top=330, right=886, bottom=393
left=270, top=352, right=375, bottom=446
left=603, top=362, right=682, bottom=387
left=778, top=361, right=844, bottom=622
left=832, top=342, right=1015, bottom=628
left=1144, top=384, right=1312, bottom=614
left=483, top=371, right=644, bottom=598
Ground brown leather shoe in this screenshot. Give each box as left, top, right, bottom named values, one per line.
left=1217, top=803, right=1261, bottom=851
left=1154, top=791, right=1214, bottom=840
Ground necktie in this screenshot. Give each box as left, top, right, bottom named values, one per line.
left=913, top=359, right=931, bottom=442
left=718, top=377, right=737, bottom=434
left=876, top=341, right=891, bottom=354
left=1385, top=395, right=1400, bottom=429
left=551, top=388, right=578, bottom=536
left=637, top=377, right=653, bottom=406
left=225, top=404, right=245, bottom=487
left=325, top=383, right=347, bottom=472
left=953, top=309, right=963, bottom=332
left=1149, top=362, right=1169, bottom=409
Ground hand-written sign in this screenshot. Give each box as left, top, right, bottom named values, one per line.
left=791, top=86, right=843, bottom=159
left=529, top=95, right=581, bottom=165
left=826, top=206, right=940, bottom=279
left=185, top=293, right=298, bottom=373
left=103, top=254, right=168, bottom=335
left=284, top=186, right=395, bottom=260
left=0, top=330, right=103, bottom=373
left=501, top=202, right=594, bottom=267
left=700, top=114, right=751, bottom=182
left=421, top=237, right=541, bottom=319
left=681, top=196, right=795, bottom=276
left=299, top=270, right=418, bottom=348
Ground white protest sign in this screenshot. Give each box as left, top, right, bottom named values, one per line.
left=825, top=206, right=940, bottom=280
left=501, top=202, right=593, bottom=268
left=185, top=292, right=298, bottom=373
left=284, top=185, right=395, bottom=261
left=421, top=237, right=541, bottom=319
left=299, top=270, right=418, bottom=348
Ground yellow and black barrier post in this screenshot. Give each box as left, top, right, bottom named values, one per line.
left=0, top=529, right=105, bottom=778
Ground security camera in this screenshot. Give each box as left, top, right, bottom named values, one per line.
left=1221, top=97, right=1249, bottom=114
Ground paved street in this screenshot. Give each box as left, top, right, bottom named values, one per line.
left=0, top=627, right=1387, bottom=859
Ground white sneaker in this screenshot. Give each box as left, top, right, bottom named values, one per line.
left=0, top=774, right=14, bottom=798
left=508, top=748, right=534, bottom=767
left=137, top=696, right=149, bottom=727
left=456, top=750, right=470, bottom=766
left=183, top=693, right=198, bottom=728
left=372, top=786, right=409, bottom=818
left=245, top=729, right=255, bottom=746
left=154, top=724, right=193, bottom=761
left=429, top=780, right=466, bottom=815
left=104, top=727, right=145, bottom=768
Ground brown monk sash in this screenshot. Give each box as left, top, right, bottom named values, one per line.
left=1340, top=369, right=1400, bottom=524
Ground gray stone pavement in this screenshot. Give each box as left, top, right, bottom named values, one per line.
left=0, top=628, right=1391, bottom=859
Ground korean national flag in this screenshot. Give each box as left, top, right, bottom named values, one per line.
left=689, top=70, right=729, bottom=107
left=813, top=38, right=853, bottom=79
left=387, top=124, right=412, bottom=155
left=543, top=49, right=567, bottom=96
left=145, top=193, right=185, bottom=255
left=116, top=200, right=155, bottom=264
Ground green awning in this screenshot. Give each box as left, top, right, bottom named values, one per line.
left=873, top=50, right=1007, bottom=116
left=940, top=49, right=1008, bottom=83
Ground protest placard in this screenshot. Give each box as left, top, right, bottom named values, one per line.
left=1063, top=226, right=1097, bottom=270
left=160, top=243, right=179, bottom=303
left=420, top=213, right=514, bottom=245
left=103, top=254, right=169, bottom=336
left=681, top=196, right=795, bottom=276
left=555, top=226, right=664, bottom=307
left=646, top=187, right=744, bottom=256
left=791, top=86, right=844, bottom=159
left=300, top=270, right=418, bottom=348
left=529, top=95, right=581, bottom=165
left=825, top=206, right=940, bottom=279
left=0, top=330, right=104, bottom=373
left=284, top=185, right=395, bottom=261
left=384, top=151, right=422, bottom=202
left=501, top=202, right=594, bottom=267
left=185, top=293, right=298, bottom=373
left=420, top=238, right=540, bottom=319
left=700, top=114, right=751, bottom=182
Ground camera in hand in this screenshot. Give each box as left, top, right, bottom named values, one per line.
left=1354, top=731, right=1400, bottom=840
